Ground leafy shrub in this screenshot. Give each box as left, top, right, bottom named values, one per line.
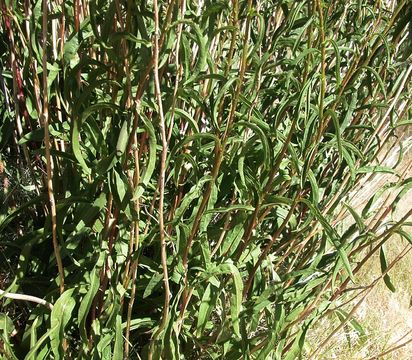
left=0, top=0, right=412, bottom=359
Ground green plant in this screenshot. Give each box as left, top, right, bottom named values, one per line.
left=0, top=0, right=412, bottom=359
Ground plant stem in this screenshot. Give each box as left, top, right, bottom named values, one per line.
left=42, top=0, right=64, bottom=294
left=0, top=289, right=54, bottom=310
left=150, top=0, right=171, bottom=346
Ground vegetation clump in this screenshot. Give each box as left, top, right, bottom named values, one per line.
left=0, top=0, right=412, bottom=358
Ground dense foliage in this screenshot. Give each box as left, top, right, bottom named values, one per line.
left=1, top=0, right=412, bottom=358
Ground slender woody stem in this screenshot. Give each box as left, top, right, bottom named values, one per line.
left=152, top=0, right=171, bottom=339
left=42, top=0, right=65, bottom=294
left=0, top=289, right=54, bottom=310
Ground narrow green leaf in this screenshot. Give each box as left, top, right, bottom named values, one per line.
left=379, top=246, right=396, bottom=293
left=50, top=288, right=76, bottom=359
left=143, top=273, right=163, bottom=299
left=133, top=116, right=157, bottom=200
left=113, top=315, right=123, bottom=359
left=78, top=250, right=106, bottom=346
left=24, top=324, right=58, bottom=360
left=196, top=283, right=213, bottom=337
left=216, top=262, right=243, bottom=338
left=301, top=199, right=355, bottom=282
left=116, top=119, right=129, bottom=157
left=325, top=109, right=343, bottom=164
left=283, top=326, right=308, bottom=360
left=356, top=166, right=396, bottom=175
left=204, top=204, right=255, bottom=214
left=0, top=313, right=15, bottom=337
left=344, top=203, right=365, bottom=232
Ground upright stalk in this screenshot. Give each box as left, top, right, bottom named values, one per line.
left=42, top=0, right=64, bottom=293
left=150, top=0, right=171, bottom=351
